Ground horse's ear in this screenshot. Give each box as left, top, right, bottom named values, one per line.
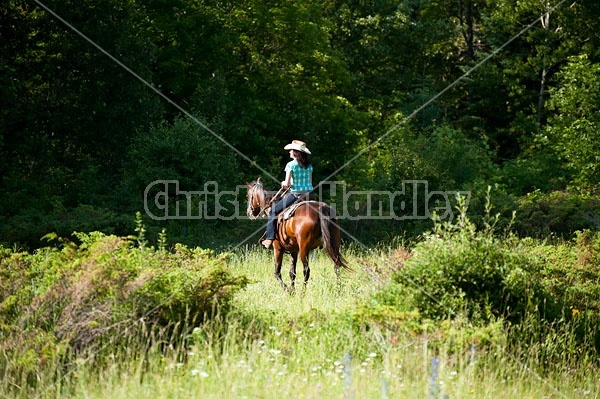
left=257, top=177, right=262, bottom=183
left=245, top=182, right=252, bottom=188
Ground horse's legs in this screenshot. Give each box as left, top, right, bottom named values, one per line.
left=299, top=248, right=311, bottom=285
left=273, top=247, right=287, bottom=290
left=289, top=252, right=298, bottom=292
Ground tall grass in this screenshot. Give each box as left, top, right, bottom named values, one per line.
left=25, top=244, right=597, bottom=399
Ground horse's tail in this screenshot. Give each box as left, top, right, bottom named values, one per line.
left=319, top=204, right=350, bottom=271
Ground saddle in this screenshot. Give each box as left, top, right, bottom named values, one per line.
left=279, top=200, right=319, bottom=221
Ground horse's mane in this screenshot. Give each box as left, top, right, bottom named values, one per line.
left=250, top=180, right=273, bottom=207
left=255, top=181, right=266, bottom=205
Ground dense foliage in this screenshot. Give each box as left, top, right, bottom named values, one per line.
left=0, top=226, right=247, bottom=393
left=1, top=219, right=598, bottom=397
left=2, top=0, right=599, bottom=247
left=362, top=210, right=600, bottom=360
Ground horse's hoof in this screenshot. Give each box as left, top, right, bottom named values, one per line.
left=284, top=285, right=296, bottom=295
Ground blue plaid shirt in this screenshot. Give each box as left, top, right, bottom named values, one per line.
left=285, top=160, right=313, bottom=192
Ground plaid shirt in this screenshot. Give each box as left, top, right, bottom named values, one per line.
left=285, top=160, right=313, bottom=192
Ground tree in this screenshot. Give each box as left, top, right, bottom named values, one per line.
left=546, top=54, right=600, bottom=188
left=1, top=0, right=162, bottom=205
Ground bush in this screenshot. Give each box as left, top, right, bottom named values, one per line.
left=0, top=202, right=133, bottom=250
left=0, top=231, right=248, bottom=393
left=364, top=200, right=600, bottom=360
left=384, top=215, right=546, bottom=322
left=531, top=231, right=600, bottom=341
left=514, top=189, right=600, bottom=238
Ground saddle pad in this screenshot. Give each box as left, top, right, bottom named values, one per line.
left=280, top=200, right=320, bottom=221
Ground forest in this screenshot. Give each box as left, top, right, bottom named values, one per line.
left=2, top=0, right=599, bottom=247
left=1, top=1, right=600, bottom=398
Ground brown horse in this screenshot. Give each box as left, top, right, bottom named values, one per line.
left=246, top=178, right=349, bottom=291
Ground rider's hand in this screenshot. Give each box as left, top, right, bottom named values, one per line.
left=281, top=181, right=289, bottom=189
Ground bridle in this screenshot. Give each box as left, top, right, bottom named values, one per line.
left=247, top=182, right=263, bottom=220
left=247, top=181, right=289, bottom=220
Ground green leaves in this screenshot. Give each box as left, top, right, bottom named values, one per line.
left=2, top=0, right=600, bottom=248
left=546, top=55, right=600, bottom=187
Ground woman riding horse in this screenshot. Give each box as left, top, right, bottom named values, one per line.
left=247, top=140, right=349, bottom=290
left=262, top=140, right=314, bottom=248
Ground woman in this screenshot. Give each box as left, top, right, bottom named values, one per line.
left=262, top=140, right=313, bottom=248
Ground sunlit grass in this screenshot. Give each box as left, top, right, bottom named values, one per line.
left=68, top=336, right=590, bottom=399
left=227, top=245, right=382, bottom=317
left=26, top=246, right=600, bottom=399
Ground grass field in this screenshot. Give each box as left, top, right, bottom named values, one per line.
left=42, top=245, right=597, bottom=399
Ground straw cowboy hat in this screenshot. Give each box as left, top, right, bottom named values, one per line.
left=284, top=140, right=311, bottom=154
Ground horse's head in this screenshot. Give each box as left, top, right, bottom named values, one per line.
left=246, top=177, right=265, bottom=220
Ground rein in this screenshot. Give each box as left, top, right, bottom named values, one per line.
left=248, top=182, right=288, bottom=220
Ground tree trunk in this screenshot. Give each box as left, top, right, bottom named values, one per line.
left=537, top=4, right=551, bottom=125
left=459, top=0, right=474, bottom=61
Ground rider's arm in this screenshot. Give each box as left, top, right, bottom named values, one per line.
left=282, top=171, right=292, bottom=189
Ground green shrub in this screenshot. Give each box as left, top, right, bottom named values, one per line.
left=388, top=220, right=545, bottom=322
left=0, top=203, right=133, bottom=250
left=499, top=139, right=567, bottom=195
left=130, top=244, right=246, bottom=326
left=530, top=231, right=600, bottom=350
left=364, top=200, right=600, bottom=360
left=0, top=232, right=248, bottom=394
left=514, top=189, right=600, bottom=238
